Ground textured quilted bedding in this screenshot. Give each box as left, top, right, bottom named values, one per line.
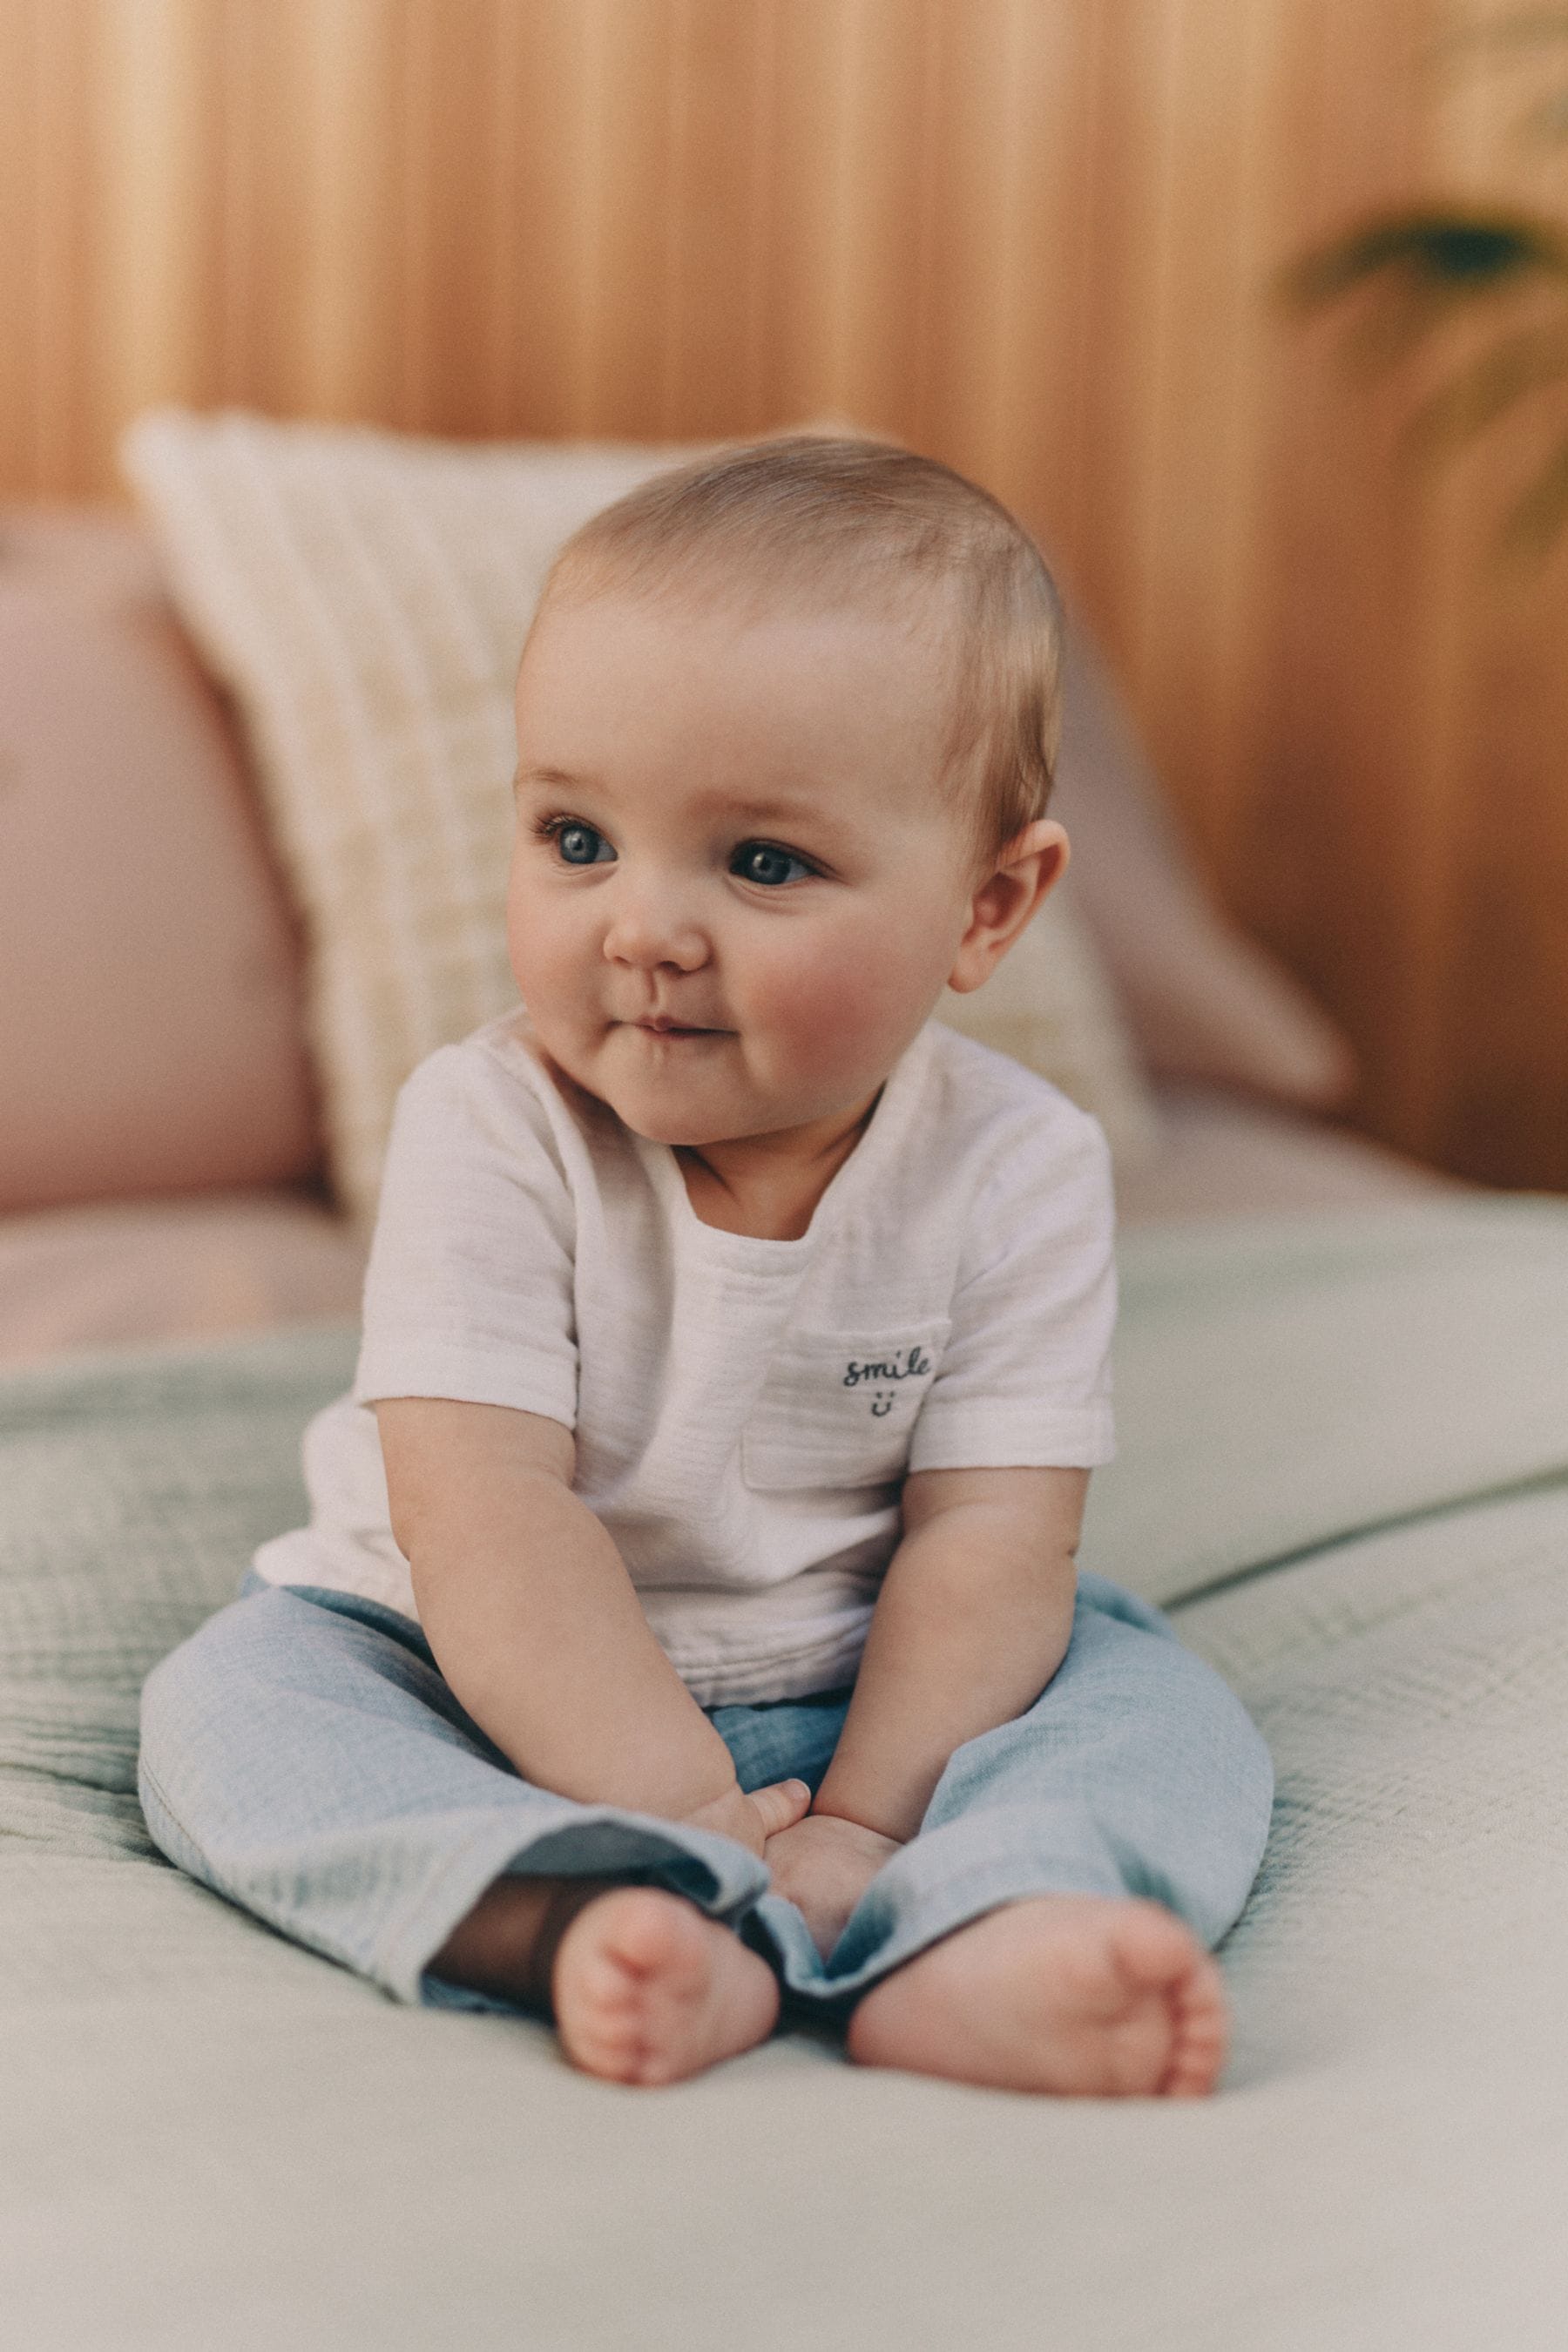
left=3, top=1199, right=1568, bottom=2350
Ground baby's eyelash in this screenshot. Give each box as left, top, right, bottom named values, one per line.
left=533, top=814, right=622, bottom=875
left=732, top=840, right=817, bottom=886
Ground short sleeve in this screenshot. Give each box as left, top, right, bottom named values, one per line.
left=351, top=1041, right=579, bottom=1427
left=907, top=1103, right=1115, bottom=1472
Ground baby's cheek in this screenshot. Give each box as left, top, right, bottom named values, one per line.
left=509, top=891, right=573, bottom=1003
left=504, top=868, right=539, bottom=986
left=776, top=950, right=916, bottom=1071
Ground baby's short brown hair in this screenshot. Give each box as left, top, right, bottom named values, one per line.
left=535, top=435, right=1064, bottom=878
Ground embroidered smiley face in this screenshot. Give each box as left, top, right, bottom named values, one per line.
left=842, top=1345, right=934, bottom=1420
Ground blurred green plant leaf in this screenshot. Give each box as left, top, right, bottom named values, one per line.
left=1284, top=208, right=1568, bottom=310
left=1436, top=8, right=1568, bottom=62
left=1284, top=206, right=1568, bottom=555
left=1403, top=320, right=1568, bottom=456
left=1433, top=12, right=1568, bottom=145
left=1511, top=88, right=1568, bottom=142
left=1283, top=26, right=1568, bottom=555
left=1504, top=434, right=1568, bottom=550
left=1283, top=210, right=1568, bottom=385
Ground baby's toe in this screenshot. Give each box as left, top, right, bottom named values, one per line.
left=552, top=1889, right=778, bottom=2086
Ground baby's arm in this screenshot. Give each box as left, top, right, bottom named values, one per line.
left=809, top=1463, right=1088, bottom=1843
left=375, top=1397, right=789, bottom=1846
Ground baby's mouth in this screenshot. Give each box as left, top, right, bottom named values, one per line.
left=629, top=1017, right=723, bottom=1037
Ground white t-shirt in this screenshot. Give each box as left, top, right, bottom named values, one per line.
left=252, top=1010, right=1116, bottom=1706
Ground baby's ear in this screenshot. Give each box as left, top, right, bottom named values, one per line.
left=947, top=821, right=1068, bottom=993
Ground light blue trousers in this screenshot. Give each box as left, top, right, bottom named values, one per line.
left=138, top=1569, right=1274, bottom=2018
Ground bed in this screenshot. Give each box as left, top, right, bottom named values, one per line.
left=4, top=444, right=1564, bottom=2349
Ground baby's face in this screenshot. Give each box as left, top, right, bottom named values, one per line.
left=507, top=589, right=985, bottom=1151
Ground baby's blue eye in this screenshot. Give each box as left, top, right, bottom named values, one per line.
left=553, top=821, right=613, bottom=866
left=733, top=841, right=811, bottom=888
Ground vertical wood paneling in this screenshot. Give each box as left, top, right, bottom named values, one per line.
left=288, top=0, right=409, bottom=421
left=909, top=0, right=1019, bottom=476
left=93, top=0, right=226, bottom=429
left=0, top=6, right=43, bottom=483
left=208, top=0, right=286, bottom=412
left=1425, top=24, right=1568, bottom=1184
left=586, top=3, right=680, bottom=433
left=978, top=2, right=1102, bottom=560
left=1229, top=0, right=1442, bottom=1146
left=660, top=0, right=774, bottom=433
left=3, top=0, right=1567, bottom=1185
left=804, top=0, right=933, bottom=442
left=14, top=0, right=95, bottom=491
left=763, top=0, right=870, bottom=422
left=490, top=2, right=603, bottom=435
left=1130, top=2, right=1282, bottom=858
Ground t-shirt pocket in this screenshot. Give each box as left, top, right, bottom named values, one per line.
left=740, top=1319, right=952, bottom=1490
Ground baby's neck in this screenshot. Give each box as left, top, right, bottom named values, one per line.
left=674, top=1092, right=881, bottom=1240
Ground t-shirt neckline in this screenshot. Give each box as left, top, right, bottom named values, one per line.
left=633, top=1025, right=934, bottom=1262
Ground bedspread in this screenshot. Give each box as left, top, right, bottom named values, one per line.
left=3, top=1198, right=1567, bottom=2349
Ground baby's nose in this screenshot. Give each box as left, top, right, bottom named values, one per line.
left=601, top=885, right=708, bottom=972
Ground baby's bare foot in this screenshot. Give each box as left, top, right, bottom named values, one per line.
left=845, top=1896, right=1227, bottom=2098
left=551, top=1888, right=781, bottom=2087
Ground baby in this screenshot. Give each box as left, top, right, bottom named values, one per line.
left=139, top=436, right=1274, bottom=2095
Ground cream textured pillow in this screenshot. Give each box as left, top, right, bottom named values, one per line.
left=936, top=892, right=1154, bottom=1160
left=123, top=409, right=1156, bottom=1223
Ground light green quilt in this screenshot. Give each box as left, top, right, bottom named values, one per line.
left=3, top=1198, right=1568, bottom=2350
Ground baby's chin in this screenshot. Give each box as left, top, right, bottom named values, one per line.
left=582, top=1083, right=823, bottom=1154
left=528, top=1022, right=859, bottom=1150
left=545, top=1064, right=758, bottom=1151
left=606, top=1098, right=769, bottom=1150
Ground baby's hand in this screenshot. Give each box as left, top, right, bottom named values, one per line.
left=682, top=1777, right=812, bottom=1861
left=763, top=1811, right=902, bottom=1961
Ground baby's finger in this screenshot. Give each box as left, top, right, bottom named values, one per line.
left=749, top=1779, right=811, bottom=1836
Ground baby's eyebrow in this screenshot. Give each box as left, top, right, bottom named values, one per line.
left=676, top=786, right=856, bottom=835
left=514, top=765, right=848, bottom=838
left=515, top=764, right=582, bottom=794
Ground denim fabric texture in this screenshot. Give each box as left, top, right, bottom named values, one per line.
left=139, top=1568, right=1274, bottom=2018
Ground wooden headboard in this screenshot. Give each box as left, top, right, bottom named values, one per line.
left=3, top=0, right=1565, bottom=1185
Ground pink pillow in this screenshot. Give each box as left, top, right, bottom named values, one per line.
left=0, top=508, right=321, bottom=1211
left=1051, top=618, right=1355, bottom=1108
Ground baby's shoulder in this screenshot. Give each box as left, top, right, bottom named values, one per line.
left=917, top=1021, right=1111, bottom=1173
left=399, top=1010, right=602, bottom=1133
left=389, top=1011, right=630, bottom=1202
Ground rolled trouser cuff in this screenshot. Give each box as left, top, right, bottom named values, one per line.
left=378, top=1808, right=772, bottom=2011
left=755, top=1802, right=1136, bottom=2008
